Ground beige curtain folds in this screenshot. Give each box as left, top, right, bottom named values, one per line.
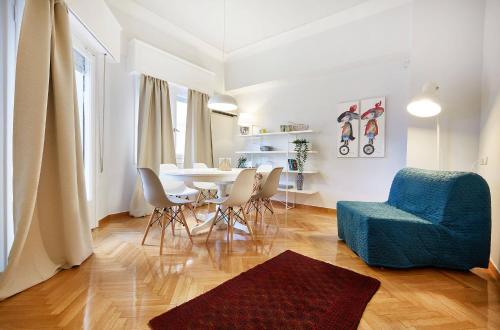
left=129, top=75, right=176, bottom=217
left=184, top=90, right=213, bottom=168
left=0, top=0, right=93, bottom=300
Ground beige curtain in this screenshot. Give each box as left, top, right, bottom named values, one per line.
left=129, top=75, right=176, bottom=217
left=184, top=90, right=214, bottom=168
left=0, top=0, right=93, bottom=300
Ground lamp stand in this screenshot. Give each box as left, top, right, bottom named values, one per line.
left=436, top=116, right=440, bottom=170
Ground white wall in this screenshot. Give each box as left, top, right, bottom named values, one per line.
left=478, top=0, right=500, bottom=270
left=229, top=5, right=411, bottom=208
left=407, top=0, right=485, bottom=171
left=128, top=39, right=216, bottom=95
left=109, top=7, right=224, bottom=93
left=66, top=0, right=122, bottom=61
left=95, top=58, right=137, bottom=219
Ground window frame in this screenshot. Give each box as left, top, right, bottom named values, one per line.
left=0, top=0, right=24, bottom=271
left=71, top=36, right=100, bottom=229
left=173, top=95, right=188, bottom=166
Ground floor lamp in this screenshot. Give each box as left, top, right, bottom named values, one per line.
left=407, top=82, right=442, bottom=169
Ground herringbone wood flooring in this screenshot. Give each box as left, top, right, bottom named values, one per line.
left=0, top=205, right=499, bottom=329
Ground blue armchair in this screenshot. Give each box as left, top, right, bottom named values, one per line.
left=337, top=167, right=491, bottom=270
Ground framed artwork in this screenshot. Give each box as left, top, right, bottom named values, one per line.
left=336, top=101, right=360, bottom=157
left=288, top=159, right=298, bottom=171
left=359, top=97, right=385, bottom=158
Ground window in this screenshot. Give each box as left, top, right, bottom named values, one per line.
left=174, top=97, right=187, bottom=163
left=1, top=0, right=24, bottom=271
left=73, top=48, right=93, bottom=201
left=133, top=82, right=188, bottom=166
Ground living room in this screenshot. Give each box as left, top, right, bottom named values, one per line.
left=0, top=0, right=499, bottom=329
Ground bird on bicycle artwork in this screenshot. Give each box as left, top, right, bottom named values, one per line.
left=360, top=98, right=385, bottom=157
left=336, top=102, right=360, bottom=157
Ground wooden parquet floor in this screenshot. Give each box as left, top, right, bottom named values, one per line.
left=0, top=205, right=499, bottom=329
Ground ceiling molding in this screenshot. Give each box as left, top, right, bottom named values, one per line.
left=225, top=0, right=412, bottom=61
left=107, top=0, right=411, bottom=63
left=106, top=0, right=224, bottom=61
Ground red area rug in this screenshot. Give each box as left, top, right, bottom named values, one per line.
left=149, top=250, right=380, bottom=330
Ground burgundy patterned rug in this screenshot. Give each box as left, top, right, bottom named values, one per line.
left=149, top=250, right=380, bottom=330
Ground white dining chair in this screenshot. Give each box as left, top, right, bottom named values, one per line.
left=256, top=164, right=273, bottom=173
left=243, top=164, right=273, bottom=214
left=138, top=168, right=193, bottom=255
left=205, top=168, right=257, bottom=246
left=192, top=163, right=218, bottom=209
left=159, top=163, right=200, bottom=222
left=247, top=167, right=283, bottom=227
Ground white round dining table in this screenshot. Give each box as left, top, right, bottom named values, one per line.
left=159, top=167, right=246, bottom=235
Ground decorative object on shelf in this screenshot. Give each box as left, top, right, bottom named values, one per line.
left=337, top=101, right=360, bottom=158
left=239, top=126, right=250, bottom=135
left=237, top=156, right=248, bottom=168
left=288, top=159, right=298, bottom=171
left=360, top=97, right=385, bottom=157
left=251, top=125, right=261, bottom=135
left=238, top=112, right=253, bottom=135
left=218, top=157, right=232, bottom=171
left=279, top=183, right=294, bottom=189
left=259, top=128, right=267, bottom=134
left=292, top=139, right=309, bottom=190
left=260, top=145, right=273, bottom=151
left=280, top=123, right=309, bottom=132
left=296, top=173, right=304, bottom=190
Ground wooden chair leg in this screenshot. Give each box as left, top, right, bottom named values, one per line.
left=159, top=210, right=168, bottom=256
left=179, top=207, right=193, bottom=243
left=269, top=200, right=279, bottom=228
left=261, top=200, right=266, bottom=224
left=230, top=208, right=235, bottom=243
left=227, top=208, right=232, bottom=245
left=205, top=208, right=220, bottom=244
left=241, top=207, right=255, bottom=242
left=141, top=208, right=157, bottom=245
left=187, top=203, right=200, bottom=223
left=170, top=208, right=175, bottom=236
left=254, top=200, right=259, bottom=223
left=244, top=200, right=251, bottom=214
left=194, top=191, right=202, bottom=209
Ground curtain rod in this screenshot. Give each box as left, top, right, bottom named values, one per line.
left=68, top=7, right=117, bottom=62
left=212, top=110, right=237, bottom=117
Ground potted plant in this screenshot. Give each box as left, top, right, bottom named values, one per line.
left=292, top=139, right=309, bottom=190
left=237, top=156, right=248, bottom=168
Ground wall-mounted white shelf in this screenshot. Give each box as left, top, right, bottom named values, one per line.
left=278, top=188, right=318, bottom=195
left=237, top=127, right=318, bottom=208
left=235, top=150, right=318, bottom=154
left=282, top=170, right=319, bottom=174
left=238, top=130, right=315, bottom=137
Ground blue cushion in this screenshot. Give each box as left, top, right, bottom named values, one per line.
left=337, top=168, right=491, bottom=270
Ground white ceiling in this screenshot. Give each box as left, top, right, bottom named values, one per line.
left=126, top=0, right=371, bottom=52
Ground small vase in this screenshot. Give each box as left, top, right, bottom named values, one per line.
left=296, top=173, right=304, bottom=190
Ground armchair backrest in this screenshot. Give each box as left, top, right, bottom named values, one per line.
left=387, top=168, right=490, bottom=232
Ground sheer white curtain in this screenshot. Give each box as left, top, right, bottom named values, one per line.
left=0, top=0, right=93, bottom=300
left=184, top=89, right=213, bottom=168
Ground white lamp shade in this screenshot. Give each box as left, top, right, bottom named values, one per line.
left=208, top=94, right=238, bottom=111
left=237, top=113, right=253, bottom=126
left=407, top=82, right=442, bottom=118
